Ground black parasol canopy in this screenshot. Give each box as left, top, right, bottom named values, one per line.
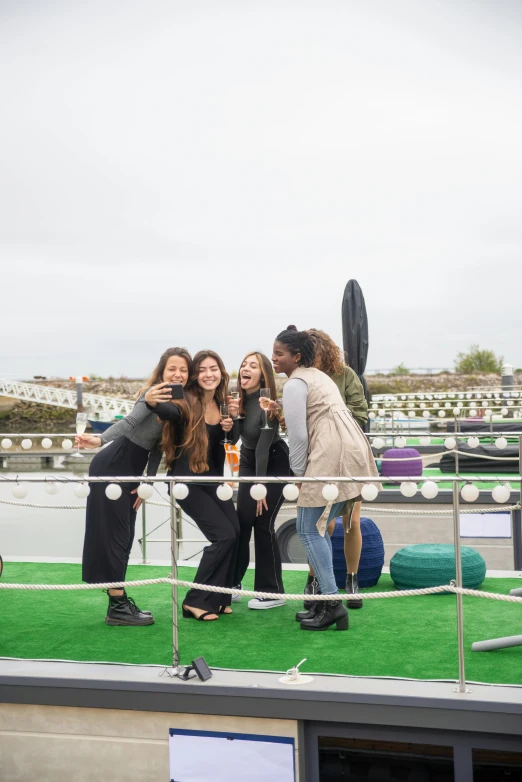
left=342, top=279, right=370, bottom=405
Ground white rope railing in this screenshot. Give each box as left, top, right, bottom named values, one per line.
left=1, top=577, right=522, bottom=604
left=0, top=497, right=519, bottom=515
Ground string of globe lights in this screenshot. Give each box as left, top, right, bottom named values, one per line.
left=0, top=471, right=518, bottom=508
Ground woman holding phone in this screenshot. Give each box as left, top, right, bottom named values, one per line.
left=77, top=347, right=192, bottom=627
left=272, top=326, right=380, bottom=632
left=157, top=350, right=239, bottom=622
left=227, top=352, right=290, bottom=609
left=303, top=328, right=368, bottom=610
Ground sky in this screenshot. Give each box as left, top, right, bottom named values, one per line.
left=0, top=0, right=521, bottom=379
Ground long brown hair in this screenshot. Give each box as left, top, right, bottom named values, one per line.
left=307, top=329, right=345, bottom=376
left=162, top=350, right=229, bottom=473
left=238, top=351, right=278, bottom=419
left=138, top=347, right=193, bottom=397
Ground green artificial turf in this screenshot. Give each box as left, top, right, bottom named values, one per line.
left=1, top=562, right=521, bottom=684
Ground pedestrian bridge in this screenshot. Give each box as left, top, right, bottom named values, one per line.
left=0, top=379, right=133, bottom=417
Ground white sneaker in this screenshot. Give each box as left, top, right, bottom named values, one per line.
left=248, top=597, right=286, bottom=610
left=231, top=584, right=242, bottom=602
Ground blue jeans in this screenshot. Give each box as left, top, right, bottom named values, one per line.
left=296, top=502, right=346, bottom=595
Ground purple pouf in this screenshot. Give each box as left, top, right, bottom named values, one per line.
left=380, top=447, right=423, bottom=478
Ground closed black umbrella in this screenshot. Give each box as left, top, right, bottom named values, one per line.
left=342, top=279, right=370, bottom=406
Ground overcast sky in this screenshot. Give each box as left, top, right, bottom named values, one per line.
left=1, top=0, right=521, bottom=379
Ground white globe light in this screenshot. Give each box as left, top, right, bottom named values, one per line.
left=408, top=411, right=416, bottom=418
left=457, top=402, right=463, bottom=408
left=282, top=483, right=300, bottom=501
left=368, top=411, right=376, bottom=420
left=445, top=437, right=456, bottom=450
left=433, top=402, right=439, bottom=408
left=444, top=402, right=451, bottom=408
left=419, top=436, right=431, bottom=446
left=421, top=481, right=438, bottom=499
left=426, top=394, right=433, bottom=400
left=41, top=438, right=53, bottom=449
left=422, top=410, right=431, bottom=419
left=507, top=401, right=514, bottom=406
left=438, top=410, right=446, bottom=418
left=400, top=481, right=417, bottom=498
left=75, top=482, right=90, bottom=499
left=361, top=483, right=378, bottom=501
left=12, top=483, right=29, bottom=499
left=420, top=402, right=426, bottom=409
left=372, top=403, right=379, bottom=409
left=495, top=437, right=508, bottom=450
left=137, top=483, right=154, bottom=500
left=401, top=395, right=406, bottom=400
left=173, top=483, right=189, bottom=500
left=105, top=483, right=122, bottom=500
left=467, top=437, right=479, bottom=448
left=408, top=402, right=415, bottom=408
left=378, top=409, right=385, bottom=416
left=469, top=409, right=477, bottom=417
left=385, top=401, right=391, bottom=407
left=461, top=483, right=479, bottom=502
left=62, top=439, right=73, bottom=450
left=501, top=407, right=508, bottom=416
left=486, top=393, right=492, bottom=398
left=45, top=481, right=59, bottom=495
left=394, top=436, right=406, bottom=448
left=1, top=438, right=12, bottom=449
left=492, top=484, right=510, bottom=504
left=21, top=438, right=32, bottom=450
left=452, top=408, right=460, bottom=416
left=250, top=483, right=268, bottom=501
left=217, top=483, right=234, bottom=501
left=372, top=437, right=385, bottom=450
left=322, top=483, right=339, bottom=501
left=419, top=394, right=425, bottom=400
left=466, top=393, right=472, bottom=399
left=485, top=408, right=493, bottom=417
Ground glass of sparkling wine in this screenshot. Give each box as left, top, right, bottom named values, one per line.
left=72, top=412, right=88, bottom=458
left=220, top=404, right=230, bottom=444
left=259, top=387, right=271, bottom=429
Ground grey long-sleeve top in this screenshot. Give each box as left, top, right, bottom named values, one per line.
left=282, top=378, right=308, bottom=477
left=98, top=395, right=164, bottom=476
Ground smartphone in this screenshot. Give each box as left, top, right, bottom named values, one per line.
left=165, top=383, right=185, bottom=400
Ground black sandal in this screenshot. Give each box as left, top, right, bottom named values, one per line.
left=219, top=606, right=233, bottom=615
left=182, top=605, right=218, bottom=621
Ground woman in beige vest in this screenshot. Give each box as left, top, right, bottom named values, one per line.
left=272, top=326, right=380, bottom=632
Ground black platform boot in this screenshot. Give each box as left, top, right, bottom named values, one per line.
left=303, top=574, right=320, bottom=610
left=300, top=599, right=348, bottom=631
left=345, top=573, right=363, bottom=609
left=105, top=593, right=154, bottom=626
left=295, top=602, right=319, bottom=622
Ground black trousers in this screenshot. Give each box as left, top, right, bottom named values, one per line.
left=233, top=440, right=290, bottom=593
left=82, top=437, right=148, bottom=584
left=178, top=483, right=240, bottom=613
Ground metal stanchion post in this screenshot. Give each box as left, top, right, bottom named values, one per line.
left=514, top=435, right=522, bottom=571
left=455, top=413, right=459, bottom=475
left=452, top=481, right=470, bottom=693
left=170, top=489, right=180, bottom=674
left=141, top=501, right=147, bottom=564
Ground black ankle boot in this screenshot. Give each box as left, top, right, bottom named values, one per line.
left=345, top=573, right=363, bottom=609
left=295, top=603, right=318, bottom=622
left=105, top=593, right=154, bottom=626
left=300, top=599, right=348, bottom=631
left=303, top=575, right=320, bottom=610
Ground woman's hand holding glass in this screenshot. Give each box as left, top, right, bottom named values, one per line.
left=145, top=383, right=176, bottom=408
left=75, top=434, right=102, bottom=449
left=227, top=397, right=240, bottom=418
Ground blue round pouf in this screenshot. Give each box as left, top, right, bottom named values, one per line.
left=332, top=516, right=385, bottom=589
left=390, top=544, right=486, bottom=590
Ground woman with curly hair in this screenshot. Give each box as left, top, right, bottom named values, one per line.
left=303, top=328, right=368, bottom=611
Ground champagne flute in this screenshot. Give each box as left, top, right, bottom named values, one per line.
left=72, top=412, right=88, bottom=458
left=220, top=403, right=231, bottom=444
left=228, top=382, right=241, bottom=419
left=259, top=387, right=271, bottom=430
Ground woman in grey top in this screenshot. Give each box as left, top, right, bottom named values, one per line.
left=76, top=347, right=192, bottom=627
left=228, top=352, right=290, bottom=609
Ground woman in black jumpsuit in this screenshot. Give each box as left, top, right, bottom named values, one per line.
left=156, top=350, right=239, bottom=622
left=228, top=352, right=290, bottom=609
left=77, top=347, right=192, bottom=626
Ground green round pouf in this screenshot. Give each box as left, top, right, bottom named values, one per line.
left=390, top=544, right=486, bottom=590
